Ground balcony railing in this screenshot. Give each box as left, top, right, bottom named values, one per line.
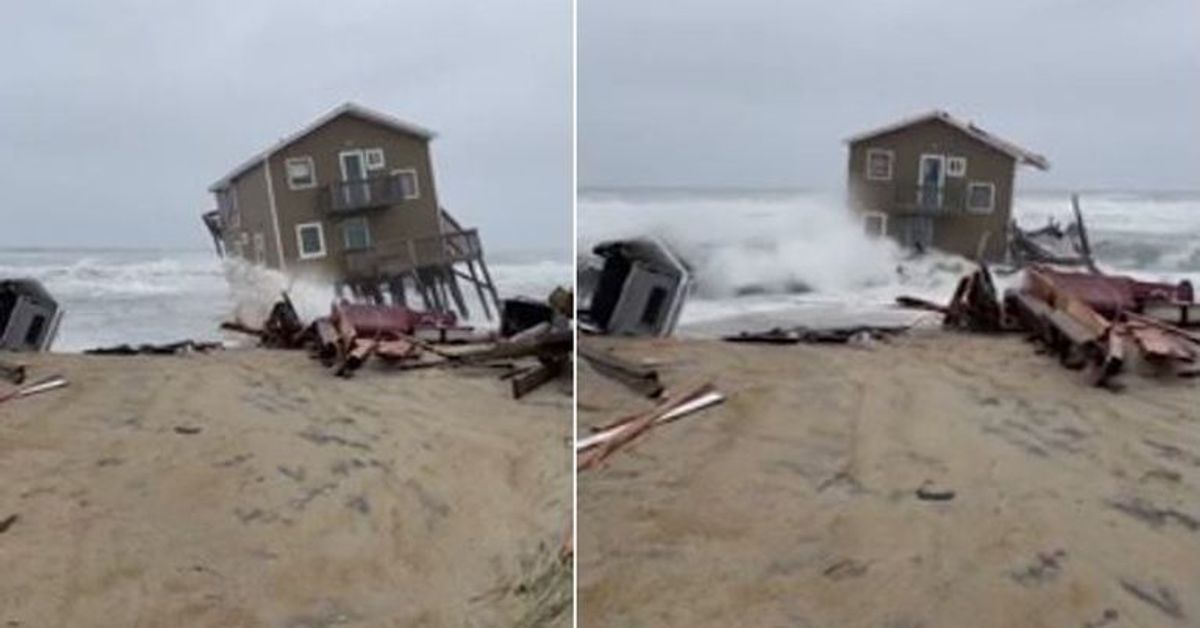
left=324, top=173, right=416, bottom=213
left=345, top=228, right=484, bottom=277
left=893, top=184, right=968, bottom=214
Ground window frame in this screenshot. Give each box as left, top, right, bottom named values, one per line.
left=863, top=211, right=888, bottom=237
left=390, top=168, right=421, bottom=200
left=364, top=148, right=386, bottom=171
left=285, top=156, right=317, bottom=190
left=341, top=217, right=372, bottom=251
left=946, top=156, right=967, bottom=177
left=966, top=181, right=996, bottom=214
left=295, top=221, right=327, bottom=259
left=865, top=148, right=894, bottom=181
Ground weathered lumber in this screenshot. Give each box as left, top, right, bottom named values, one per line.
left=578, top=343, right=663, bottom=398
left=511, top=360, right=565, bottom=399
left=578, top=382, right=720, bottom=470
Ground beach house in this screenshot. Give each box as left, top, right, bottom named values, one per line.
left=202, top=103, right=498, bottom=317
left=845, top=110, right=1049, bottom=261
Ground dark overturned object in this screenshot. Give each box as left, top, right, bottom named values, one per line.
left=85, top=340, right=224, bottom=355
left=723, top=325, right=908, bottom=345
left=579, top=238, right=691, bottom=337
left=0, top=278, right=63, bottom=352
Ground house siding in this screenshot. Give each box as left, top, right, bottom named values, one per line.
left=221, top=162, right=277, bottom=266
left=847, top=118, right=1017, bottom=261
left=213, top=112, right=443, bottom=282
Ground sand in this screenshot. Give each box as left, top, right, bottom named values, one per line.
left=578, top=332, right=1200, bottom=627
left=0, top=349, right=571, bottom=627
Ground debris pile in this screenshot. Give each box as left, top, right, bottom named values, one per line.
left=224, top=288, right=574, bottom=399
left=904, top=263, right=1199, bottom=387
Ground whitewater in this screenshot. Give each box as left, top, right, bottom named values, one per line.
left=578, top=188, right=1200, bottom=334
left=0, top=248, right=570, bottom=352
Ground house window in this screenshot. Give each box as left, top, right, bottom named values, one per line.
left=863, top=212, right=887, bottom=237
left=391, top=168, right=420, bottom=199
left=947, top=156, right=967, bottom=177
left=285, top=157, right=317, bottom=190
left=966, top=182, right=995, bottom=213
left=295, top=222, right=326, bottom=259
left=865, top=148, right=893, bottom=181
left=364, top=148, right=386, bottom=170
left=341, top=217, right=371, bottom=251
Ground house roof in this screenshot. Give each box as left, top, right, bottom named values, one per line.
left=845, top=110, right=1050, bottom=170
left=209, top=102, right=437, bottom=191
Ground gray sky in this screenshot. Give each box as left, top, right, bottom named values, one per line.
left=0, top=0, right=571, bottom=254
left=580, top=0, right=1200, bottom=191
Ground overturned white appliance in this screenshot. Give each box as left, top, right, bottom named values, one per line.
left=579, top=238, right=691, bottom=337
left=1, top=279, right=63, bottom=352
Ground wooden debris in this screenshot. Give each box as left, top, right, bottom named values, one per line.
left=579, top=343, right=663, bottom=398
left=0, top=374, right=68, bottom=406
left=85, top=340, right=223, bottom=355
left=577, top=382, right=724, bottom=470
left=0, top=358, right=26, bottom=385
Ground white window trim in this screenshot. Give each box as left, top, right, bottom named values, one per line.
left=391, top=168, right=420, bottom=199
left=364, top=148, right=386, bottom=170
left=285, top=156, right=317, bottom=190
left=865, top=148, right=894, bottom=181
left=342, top=217, right=372, bottom=251
left=966, top=181, right=996, bottom=214
left=947, top=156, right=967, bottom=177
left=863, top=211, right=888, bottom=237
left=295, top=222, right=327, bottom=260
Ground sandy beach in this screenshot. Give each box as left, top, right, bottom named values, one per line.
left=578, top=332, right=1200, bottom=627
left=0, top=350, right=571, bottom=627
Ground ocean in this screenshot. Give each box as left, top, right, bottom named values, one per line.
left=0, top=247, right=571, bottom=352
left=578, top=188, right=1200, bottom=334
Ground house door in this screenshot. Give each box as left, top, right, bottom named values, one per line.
left=339, top=150, right=371, bottom=207
left=917, top=154, right=945, bottom=210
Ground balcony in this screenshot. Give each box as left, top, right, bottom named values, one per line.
left=344, top=228, right=484, bottom=277
left=893, top=184, right=968, bottom=215
left=323, top=173, right=416, bottom=213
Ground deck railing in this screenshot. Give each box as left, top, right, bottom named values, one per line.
left=344, top=228, right=483, bottom=276
left=324, top=173, right=416, bottom=213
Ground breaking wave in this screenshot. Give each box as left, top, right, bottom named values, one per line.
left=0, top=248, right=570, bottom=352
left=578, top=188, right=1200, bottom=328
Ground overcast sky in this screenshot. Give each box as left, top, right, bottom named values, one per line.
left=580, top=0, right=1200, bottom=192
left=0, top=0, right=570, bottom=254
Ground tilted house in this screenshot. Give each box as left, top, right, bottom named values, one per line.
left=202, top=102, right=498, bottom=317
left=845, top=111, right=1049, bottom=261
